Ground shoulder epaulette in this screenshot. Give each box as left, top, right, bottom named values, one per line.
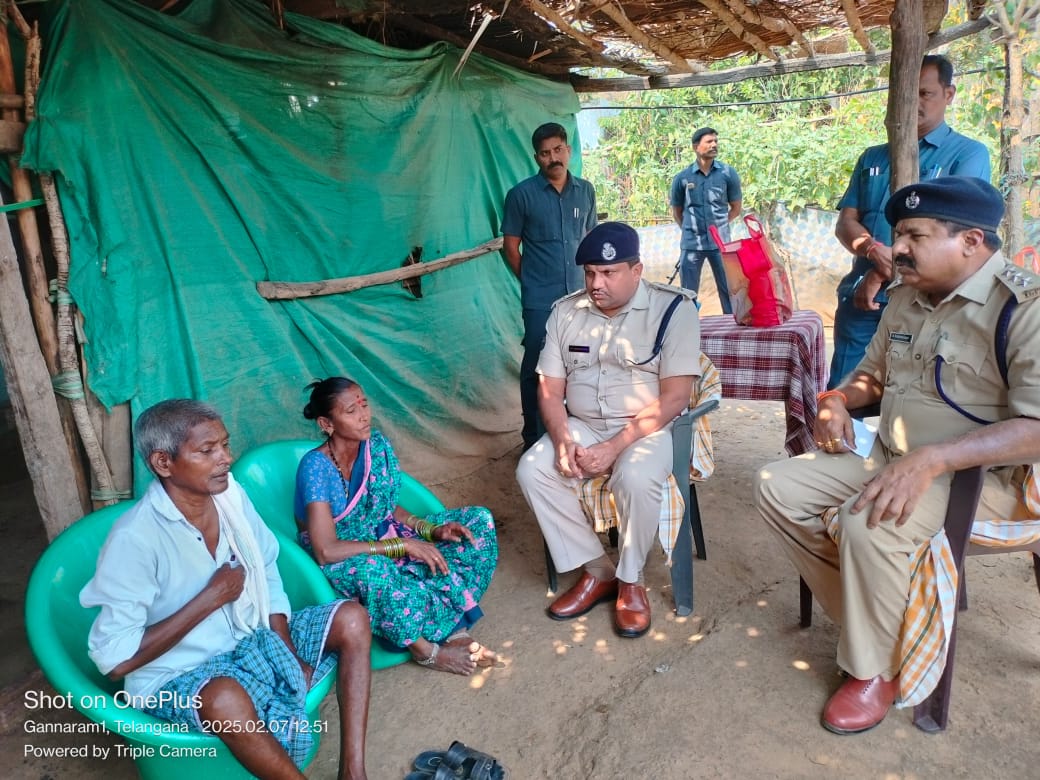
left=550, top=288, right=587, bottom=308
left=995, top=263, right=1040, bottom=303
left=646, top=281, right=697, bottom=301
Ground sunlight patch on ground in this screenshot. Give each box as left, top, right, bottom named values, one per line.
left=792, top=659, right=811, bottom=671
left=686, top=633, right=705, bottom=643
left=734, top=659, right=748, bottom=668
left=746, top=627, right=760, bottom=637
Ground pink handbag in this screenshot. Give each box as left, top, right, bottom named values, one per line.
left=709, top=214, right=794, bottom=327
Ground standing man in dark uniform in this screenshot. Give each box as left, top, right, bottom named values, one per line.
left=502, top=122, right=597, bottom=450
left=669, top=126, right=742, bottom=313
left=827, top=54, right=990, bottom=388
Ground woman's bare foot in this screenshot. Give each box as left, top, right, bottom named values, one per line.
left=445, top=633, right=498, bottom=668
left=410, top=640, right=477, bottom=676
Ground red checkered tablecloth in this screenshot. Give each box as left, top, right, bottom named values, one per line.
left=700, top=310, right=828, bottom=456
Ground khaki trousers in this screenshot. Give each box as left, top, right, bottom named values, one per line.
left=517, top=417, right=673, bottom=584
left=755, top=440, right=1020, bottom=680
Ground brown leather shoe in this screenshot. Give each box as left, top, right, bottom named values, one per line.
left=547, top=571, right=618, bottom=620
left=614, top=582, right=651, bottom=638
left=821, top=674, right=899, bottom=734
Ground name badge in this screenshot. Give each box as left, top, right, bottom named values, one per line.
left=568, top=345, right=590, bottom=353
left=889, top=333, right=912, bottom=344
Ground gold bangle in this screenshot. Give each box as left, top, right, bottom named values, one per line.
left=368, top=541, right=377, bottom=555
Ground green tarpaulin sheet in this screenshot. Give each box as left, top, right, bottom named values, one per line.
left=22, top=0, right=584, bottom=488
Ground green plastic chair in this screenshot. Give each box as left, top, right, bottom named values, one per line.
left=24, top=501, right=336, bottom=780
left=231, top=438, right=447, bottom=670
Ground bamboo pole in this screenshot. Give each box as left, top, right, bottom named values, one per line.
left=10, top=2, right=121, bottom=506
left=258, top=237, right=503, bottom=301
left=0, top=16, right=57, bottom=375
left=3, top=7, right=91, bottom=511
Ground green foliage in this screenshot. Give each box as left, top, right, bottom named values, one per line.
left=580, top=25, right=1034, bottom=225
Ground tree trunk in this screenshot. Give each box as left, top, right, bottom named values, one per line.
left=1000, top=36, right=1026, bottom=254
left=887, top=0, right=927, bottom=192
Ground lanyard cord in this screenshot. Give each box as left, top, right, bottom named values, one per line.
left=933, top=356, right=996, bottom=425
left=633, top=294, right=684, bottom=366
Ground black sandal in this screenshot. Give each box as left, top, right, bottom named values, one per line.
left=411, top=741, right=505, bottom=780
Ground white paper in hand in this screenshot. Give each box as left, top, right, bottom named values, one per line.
left=850, top=418, right=878, bottom=458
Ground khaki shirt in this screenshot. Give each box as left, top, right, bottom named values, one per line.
left=859, top=252, right=1040, bottom=455
left=538, top=280, right=701, bottom=423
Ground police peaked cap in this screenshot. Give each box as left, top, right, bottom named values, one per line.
left=576, top=222, right=640, bottom=265
left=885, top=176, right=1004, bottom=232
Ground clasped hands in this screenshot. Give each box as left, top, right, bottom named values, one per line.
left=555, top=439, right=618, bottom=479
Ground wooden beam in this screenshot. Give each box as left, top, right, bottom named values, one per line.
left=887, top=0, right=927, bottom=192
left=585, top=0, right=700, bottom=74
left=0, top=198, right=84, bottom=540
left=258, top=237, right=503, bottom=301
left=521, top=0, right=605, bottom=54
left=507, top=2, right=664, bottom=75
left=388, top=14, right=569, bottom=77
left=840, top=0, right=877, bottom=54
left=570, top=18, right=991, bottom=93
left=717, top=0, right=815, bottom=57
left=699, top=0, right=779, bottom=62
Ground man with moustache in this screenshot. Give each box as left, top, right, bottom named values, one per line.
left=517, top=222, right=700, bottom=638
left=828, top=54, right=991, bottom=388
left=755, top=177, right=1040, bottom=734
left=669, top=126, right=742, bottom=313
left=503, top=122, right=597, bottom=450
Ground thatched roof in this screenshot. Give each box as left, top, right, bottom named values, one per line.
left=131, top=1, right=993, bottom=91
left=280, top=0, right=958, bottom=85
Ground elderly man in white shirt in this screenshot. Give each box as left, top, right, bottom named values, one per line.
left=81, top=399, right=372, bottom=780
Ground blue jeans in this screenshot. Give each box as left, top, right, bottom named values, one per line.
left=680, top=249, right=732, bottom=314
left=520, top=308, right=551, bottom=449
left=828, top=271, right=886, bottom=389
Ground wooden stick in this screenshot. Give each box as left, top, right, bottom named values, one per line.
left=840, top=0, right=877, bottom=54
left=699, top=0, right=778, bottom=62
left=586, top=0, right=700, bottom=74
left=0, top=17, right=57, bottom=375
left=12, top=0, right=118, bottom=508
left=714, top=0, right=814, bottom=57
left=258, top=237, right=503, bottom=301
left=0, top=196, right=83, bottom=539
left=520, top=0, right=606, bottom=53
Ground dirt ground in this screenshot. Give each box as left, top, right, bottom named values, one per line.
left=3, top=396, right=1040, bottom=780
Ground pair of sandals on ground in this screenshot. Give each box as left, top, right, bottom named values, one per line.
left=407, top=740, right=506, bottom=779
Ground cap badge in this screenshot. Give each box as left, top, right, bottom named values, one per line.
left=905, top=191, right=920, bottom=210
left=601, top=242, right=617, bottom=261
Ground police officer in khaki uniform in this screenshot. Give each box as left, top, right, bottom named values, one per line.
left=516, top=222, right=700, bottom=638
left=755, top=177, right=1040, bottom=734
